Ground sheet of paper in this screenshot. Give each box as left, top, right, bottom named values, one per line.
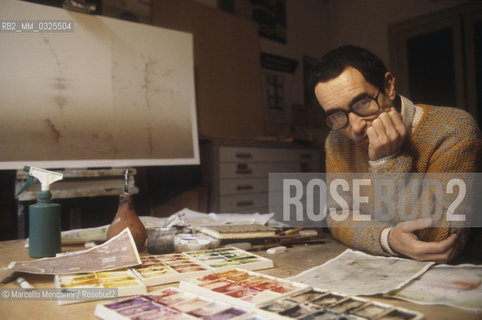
left=170, top=208, right=275, bottom=230
left=52, top=207, right=274, bottom=246
left=290, top=249, right=433, bottom=296
left=8, top=228, right=141, bottom=274
left=60, top=216, right=168, bottom=245
left=389, top=264, right=482, bottom=311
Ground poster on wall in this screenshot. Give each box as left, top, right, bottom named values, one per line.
left=261, top=53, right=298, bottom=123
left=219, top=0, right=287, bottom=43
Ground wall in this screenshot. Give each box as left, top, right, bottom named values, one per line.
left=190, top=0, right=329, bottom=136
left=258, top=0, right=329, bottom=112
left=190, top=0, right=471, bottom=107
left=315, top=0, right=472, bottom=70
left=151, top=0, right=265, bottom=140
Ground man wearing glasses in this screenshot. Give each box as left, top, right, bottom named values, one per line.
left=312, top=45, right=481, bottom=263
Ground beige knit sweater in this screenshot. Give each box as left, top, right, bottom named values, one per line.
left=325, top=96, right=482, bottom=256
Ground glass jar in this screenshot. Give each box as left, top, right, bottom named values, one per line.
left=147, top=227, right=176, bottom=254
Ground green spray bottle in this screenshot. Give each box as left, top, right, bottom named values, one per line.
left=17, top=166, right=63, bottom=258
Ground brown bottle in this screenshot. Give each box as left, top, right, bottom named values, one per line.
left=107, top=192, right=146, bottom=252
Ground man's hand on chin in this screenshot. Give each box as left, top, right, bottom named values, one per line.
left=367, top=107, right=407, bottom=161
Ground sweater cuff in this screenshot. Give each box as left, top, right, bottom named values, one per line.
left=368, top=153, right=399, bottom=168
left=380, top=227, right=398, bottom=256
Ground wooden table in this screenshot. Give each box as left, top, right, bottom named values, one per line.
left=0, top=237, right=479, bottom=320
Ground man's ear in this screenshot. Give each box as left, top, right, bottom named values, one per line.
left=384, top=72, right=396, bottom=100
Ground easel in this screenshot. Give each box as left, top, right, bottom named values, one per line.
left=15, top=168, right=138, bottom=239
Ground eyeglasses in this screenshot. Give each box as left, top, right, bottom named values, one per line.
left=325, top=90, right=381, bottom=130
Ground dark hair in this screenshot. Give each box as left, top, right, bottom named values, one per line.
left=310, top=45, right=387, bottom=93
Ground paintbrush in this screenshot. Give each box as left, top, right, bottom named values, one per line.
left=0, top=270, right=18, bottom=286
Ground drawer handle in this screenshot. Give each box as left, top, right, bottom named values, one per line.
left=236, top=201, right=254, bottom=207
left=235, top=152, right=253, bottom=159
left=300, top=153, right=313, bottom=160
left=236, top=163, right=252, bottom=175
left=236, top=169, right=253, bottom=174
left=300, top=162, right=312, bottom=172
left=236, top=185, right=254, bottom=191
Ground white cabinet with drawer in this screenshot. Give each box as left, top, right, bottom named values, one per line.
left=201, top=141, right=321, bottom=213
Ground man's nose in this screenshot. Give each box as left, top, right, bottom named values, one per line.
left=348, top=112, right=366, bottom=133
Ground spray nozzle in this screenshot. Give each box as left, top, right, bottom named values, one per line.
left=16, top=166, right=63, bottom=197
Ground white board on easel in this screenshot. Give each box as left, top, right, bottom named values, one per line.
left=0, top=0, right=199, bottom=169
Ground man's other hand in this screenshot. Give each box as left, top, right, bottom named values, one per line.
left=388, top=217, right=458, bottom=263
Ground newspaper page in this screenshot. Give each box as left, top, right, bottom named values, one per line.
left=389, top=264, right=482, bottom=311
left=290, top=249, right=433, bottom=296
left=8, top=228, right=141, bottom=274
